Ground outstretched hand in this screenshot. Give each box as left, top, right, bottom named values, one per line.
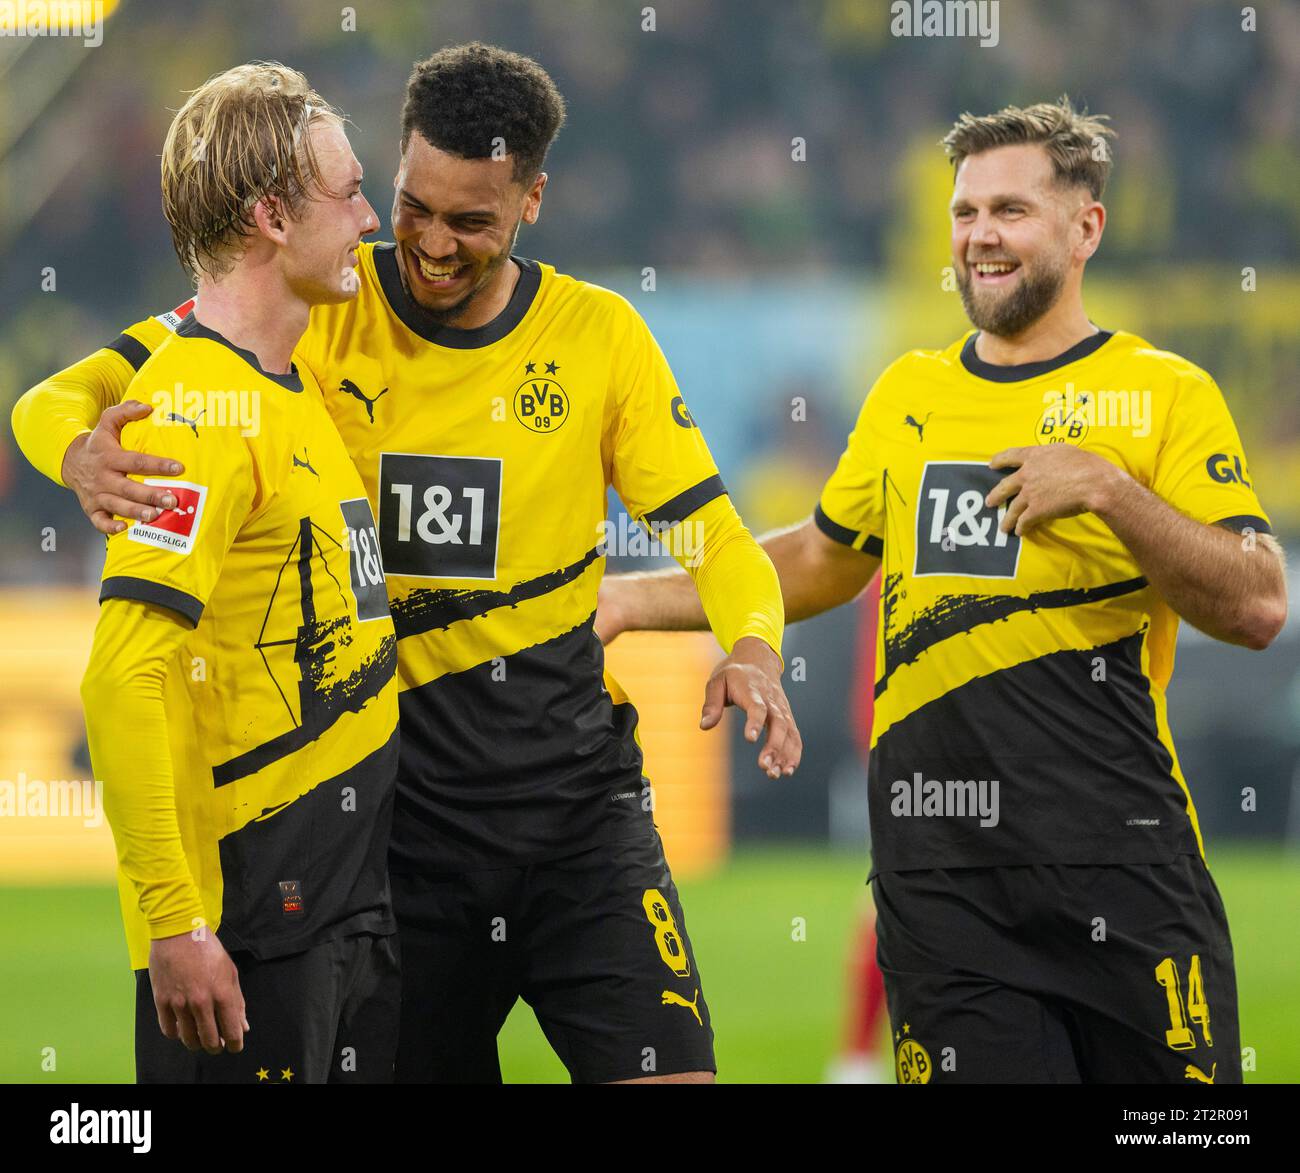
left=700, top=636, right=802, bottom=779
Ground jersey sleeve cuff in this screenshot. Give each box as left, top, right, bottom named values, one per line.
left=1210, top=514, right=1272, bottom=535
left=101, top=577, right=204, bottom=627
left=642, top=474, right=727, bottom=529
left=814, top=503, right=882, bottom=556
left=146, top=909, right=208, bottom=941
left=49, top=424, right=93, bottom=488
left=103, top=332, right=152, bottom=372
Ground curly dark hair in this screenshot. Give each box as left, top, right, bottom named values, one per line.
left=401, top=42, right=566, bottom=185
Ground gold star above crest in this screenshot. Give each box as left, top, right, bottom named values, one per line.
left=280, top=1067, right=295, bottom=1082
left=255, top=1068, right=269, bottom=1081
left=902, top=1023, right=911, bottom=1034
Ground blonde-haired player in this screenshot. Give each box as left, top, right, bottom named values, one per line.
left=76, top=63, right=399, bottom=1083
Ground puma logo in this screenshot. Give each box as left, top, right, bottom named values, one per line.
left=292, top=447, right=319, bottom=478
left=903, top=412, right=931, bottom=442
left=339, top=378, right=389, bottom=423
left=661, top=988, right=702, bottom=1027
left=1184, top=1062, right=1216, bottom=1084
left=166, top=408, right=205, bottom=436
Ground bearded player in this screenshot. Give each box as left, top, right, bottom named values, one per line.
left=599, top=98, right=1286, bottom=1082
left=12, top=43, right=799, bottom=1085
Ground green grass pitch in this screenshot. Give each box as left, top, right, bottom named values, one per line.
left=1, top=846, right=1295, bottom=1083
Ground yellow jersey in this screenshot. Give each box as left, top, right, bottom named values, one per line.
left=80, top=245, right=765, bottom=871
left=300, top=244, right=738, bottom=870
left=95, top=313, right=399, bottom=967
left=816, top=329, right=1270, bottom=873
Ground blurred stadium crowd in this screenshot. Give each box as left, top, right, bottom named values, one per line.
left=1, top=0, right=1298, bottom=846
left=3, top=0, right=1299, bottom=572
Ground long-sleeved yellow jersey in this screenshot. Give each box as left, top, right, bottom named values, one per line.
left=80, top=312, right=399, bottom=969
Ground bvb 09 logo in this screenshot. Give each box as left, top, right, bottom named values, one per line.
left=514, top=378, right=570, bottom=434
left=895, top=1029, right=932, bottom=1084
left=1034, top=392, right=1090, bottom=446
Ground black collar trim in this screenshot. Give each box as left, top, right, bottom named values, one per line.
left=960, top=329, right=1114, bottom=383
left=373, top=243, right=542, bottom=348
left=175, top=313, right=303, bottom=391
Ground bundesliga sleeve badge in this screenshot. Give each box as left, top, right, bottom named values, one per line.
left=127, top=480, right=207, bottom=555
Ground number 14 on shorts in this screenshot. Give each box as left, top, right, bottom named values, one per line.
left=1155, top=954, right=1212, bottom=1050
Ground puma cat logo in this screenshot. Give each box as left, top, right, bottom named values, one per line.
left=166, top=409, right=205, bottom=436
left=292, top=447, right=319, bottom=478
left=339, top=378, right=389, bottom=423
left=1184, top=1062, right=1216, bottom=1084
left=661, top=988, right=703, bottom=1027
left=903, top=412, right=931, bottom=442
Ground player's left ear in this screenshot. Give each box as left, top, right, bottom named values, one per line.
left=253, top=195, right=289, bottom=242
left=1075, top=199, right=1105, bottom=261
left=521, top=171, right=547, bottom=225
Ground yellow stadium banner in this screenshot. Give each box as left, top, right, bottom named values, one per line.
left=601, top=631, right=731, bottom=879
left=0, top=589, right=114, bottom=882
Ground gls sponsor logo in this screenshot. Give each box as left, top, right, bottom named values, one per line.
left=670, top=395, right=697, bottom=429
left=1206, top=452, right=1252, bottom=487
left=50, top=1103, right=151, bottom=1153
left=914, top=462, right=1020, bottom=578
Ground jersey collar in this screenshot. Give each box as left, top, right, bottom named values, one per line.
left=960, top=329, right=1114, bottom=383
left=175, top=313, right=303, bottom=392
left=373, top=243, right=542, bottom=349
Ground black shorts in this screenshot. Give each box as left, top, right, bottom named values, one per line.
left=871, top=853, right=1240, bottom=1084
left=392, top=830, right=715, bottom=1083
left=134, top=931, right=400, bottom=1084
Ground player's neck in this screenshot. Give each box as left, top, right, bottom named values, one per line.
left=459, top=258, right=521, bottom=329
left=191, top=271, right=310, bottom=376
left=974, top=298, right=1097, bottom=369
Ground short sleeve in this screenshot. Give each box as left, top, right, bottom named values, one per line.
left=815, top=383, right=886, bottom=556
left=1150, top=372, right=1270, bottom=533
left=607, top=302, right=725, bottom=528
left=99, top=394, right=255, bottom=627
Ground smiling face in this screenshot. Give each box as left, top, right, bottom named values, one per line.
left=950, top=143, right=1094, bottom=338
left=391, top=130, right=545, bottom=326
left=280, top=118, right=379, bottom=305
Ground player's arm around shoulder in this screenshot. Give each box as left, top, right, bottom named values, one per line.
left=11, top=314, right=190, bottom=532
